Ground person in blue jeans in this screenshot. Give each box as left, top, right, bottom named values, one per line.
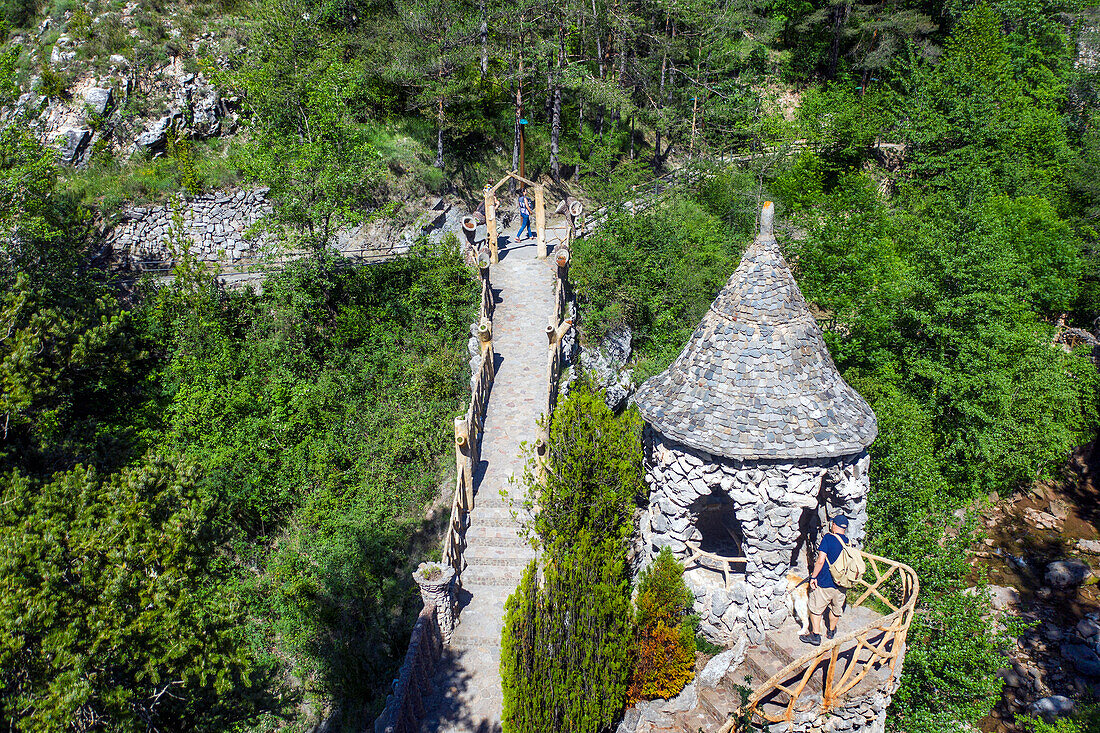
left=800, top=514, right=850, bottom=646
left=516, top=190, right=534, bottom=240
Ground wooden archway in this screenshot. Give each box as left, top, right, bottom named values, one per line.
left=483, top=171, right=546, bottom=263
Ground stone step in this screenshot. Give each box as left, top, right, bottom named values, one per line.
left=465, top=525, right=530, bottom=547
left=460, top=564, right=529, bottom=587
left=697, top=686, right=739, bottom=720
left=448, top=633, right=503, bottom=651
left=463, top=544, right=536, bottom=564
left=674, top=708, right=720, bottom=731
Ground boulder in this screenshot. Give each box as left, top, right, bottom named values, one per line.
left=1027, top=695, right=1076, bottom=723
left=189, top=81, right=221, bottom=137
left=697, top=636, right=748, bottom=689
left=1061, top=640, right=1100, bottom=677
left=81, top=86, right=112, bottom=117
left=56, top=128, right=92, bottom=166
left=605, top=325, right=632, bottom=367
left=1046, top=559, right=1093, bottom=589
left=971, top=584, right=1020, bottom=612
left=136, top=115, right=174, bottom=150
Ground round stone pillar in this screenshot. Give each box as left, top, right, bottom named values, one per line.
left=413, top=562, right=456, bottom=643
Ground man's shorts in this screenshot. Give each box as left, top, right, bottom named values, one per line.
left=809, top=585, right=846, bottom=617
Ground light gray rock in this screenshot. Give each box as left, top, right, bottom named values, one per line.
left=614, top=708, right=640, bottom=733
left=697, top=637, right=748, bottom=690
left=660, top=682, right=696, bottom=713
left=81, top=87, right=112, bottom=117
left=605, top=325, right=632, bottom=367
left=1046, top=560, right=1093, bottom=589
left=1078, top=539, right=1100, bottom=554
left=56, top=128, right=92, bottom=166
left=136, top=115, right=174, bottom=150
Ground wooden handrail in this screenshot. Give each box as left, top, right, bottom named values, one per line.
left=440, top=264, right=496, bottom=578
left=718, top=551, right=919, bottom=731
left=535, top=226, right=574, bottom=481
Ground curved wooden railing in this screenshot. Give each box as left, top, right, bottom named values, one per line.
left=721, top=551, right=919, bottom=731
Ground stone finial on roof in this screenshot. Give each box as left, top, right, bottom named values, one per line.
left=634, top=202, right=877, bottom=460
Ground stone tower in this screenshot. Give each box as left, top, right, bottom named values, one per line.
left=634, top=202, right=878, bottom=646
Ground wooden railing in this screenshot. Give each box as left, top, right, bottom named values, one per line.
left=720, top=552, right=919, bottom=730
left=535, top=228, right=575, bottom=474
left=441, top=263, right=495, bottom=577
left=683, top=544, right=748, bottom=590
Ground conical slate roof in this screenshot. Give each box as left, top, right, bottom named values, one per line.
left=635, top=202, right=877, bottom=461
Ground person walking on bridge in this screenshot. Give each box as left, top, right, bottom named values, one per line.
left=800, top=515, right=851, bottom=646
left=516, top=189, right=534, bottom=241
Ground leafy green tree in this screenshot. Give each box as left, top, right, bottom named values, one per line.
left=0, top=456, right=275, bottom=732
left=235, top=0, right=384, bottom=248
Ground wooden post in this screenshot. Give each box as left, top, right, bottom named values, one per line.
left=455, top=417, right=473, bottom=508
left=535, top=428, right=549, bottom=486
left=484, top=186, right=499, bottom=264
left=477, top=321, right=492, bottom=356
left=535, top=185, right=546, bottom=259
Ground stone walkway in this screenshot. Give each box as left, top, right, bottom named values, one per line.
left=419, top=225, right=569, bottom=732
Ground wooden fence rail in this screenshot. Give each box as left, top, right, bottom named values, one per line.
left=535, top=229, right=575, bottom=479
left=441, top=264, right=495, bottom=577
left=719, top=552, right=919, bottom=731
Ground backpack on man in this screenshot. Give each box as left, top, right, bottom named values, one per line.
left=827, top=533, right=866, bottom=588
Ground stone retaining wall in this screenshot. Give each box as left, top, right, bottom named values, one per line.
left=766, top=683, right=896, bottom=733
left=374, top=604, right=444, bottom=733
left=107, top=188, right=275, bottom=268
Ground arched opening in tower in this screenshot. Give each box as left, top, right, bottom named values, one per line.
left=688, top=488, right=744, bottom=560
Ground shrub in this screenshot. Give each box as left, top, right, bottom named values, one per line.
left=525, top=386, right=645, bottom=545
left=628, top=548, right=696, bottom=702
left=500, top=531, right=633, bottom=733
left=501, top=388, right=643, bottom=732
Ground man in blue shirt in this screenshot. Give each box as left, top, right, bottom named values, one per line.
left=800, top=515, right=850, bottom=646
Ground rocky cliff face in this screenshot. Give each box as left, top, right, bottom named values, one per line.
left=3, top=10, right=239, bottom=168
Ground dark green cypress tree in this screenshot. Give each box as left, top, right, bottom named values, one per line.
left=500, top=388, right=642, bottom=732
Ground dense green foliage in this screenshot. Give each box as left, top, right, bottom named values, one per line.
left=2, top=0, right=1100, bottom=721
left=0, top=89, right=478, bottom=726
left=571, top=172, right=759, bottom=380
left=567, top=3, right=1100, bottom=729
left=501, top=388, right=642, bottom=732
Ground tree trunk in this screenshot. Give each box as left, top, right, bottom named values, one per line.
left=826, top=1, right=850, bottom=81
left=435, top=96, right=444, bottom=169
left=629, top=114, right=634, bottom=160
left=550, top=85, right=561, bottom=182
left=480, top=0, right=488, bottom=77
left=512, top=45, right=523, bottom=192
left=550, top=28, right=564, bottom=182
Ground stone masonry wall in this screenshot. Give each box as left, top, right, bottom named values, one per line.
left=106, top=188, right=275, bottom=268
left=768, top=681, right=898, bottom=733
left=640, top=428, right=870, bottom=645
